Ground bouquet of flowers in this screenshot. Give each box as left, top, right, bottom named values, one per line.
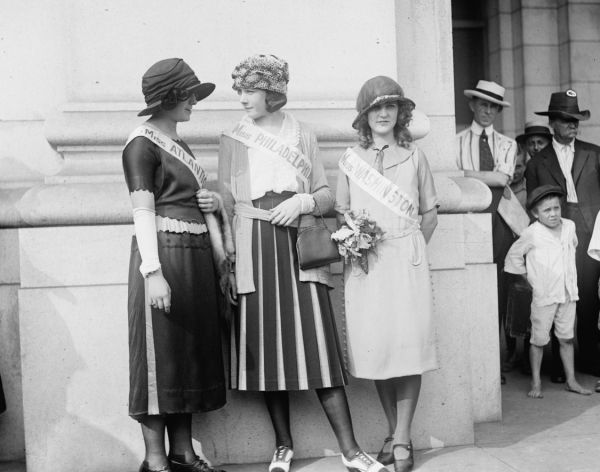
left=331, top=210, right=385, bottom=274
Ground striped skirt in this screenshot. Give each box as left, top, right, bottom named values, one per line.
left=232, top=192, right=347, bottom=391
left=128, top=231, right=226, bottom=418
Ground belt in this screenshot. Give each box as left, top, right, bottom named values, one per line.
left=382, top=224, right=423, bottom=266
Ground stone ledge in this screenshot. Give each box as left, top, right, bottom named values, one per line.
left=0, top=175, right=491, bottom=229
left=39, top=103, right=458, bottom=177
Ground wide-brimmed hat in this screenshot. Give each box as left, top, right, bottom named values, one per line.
left=232, top=54, right=289, bottom=95
left=138, top=58, right=215, bottom=117
left=516, top=120, right=553, bottom=145
left=464, top=80, right=511, bottom=107
left=527, top=184, right=564, bottom=211
left=352, top=76, right=415, bottom=129
left=534, top=89, right=590, bottom=121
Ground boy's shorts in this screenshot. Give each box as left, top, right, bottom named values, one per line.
left=530, top=301, right=576, bottom=346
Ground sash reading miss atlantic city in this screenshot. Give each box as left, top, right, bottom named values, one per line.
left=126, top=124, right=207, bottom=188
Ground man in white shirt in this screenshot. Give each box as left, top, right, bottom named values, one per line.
left=456, top=80, right=518, bottom=383
left=526, top=90, right=600, bottom=377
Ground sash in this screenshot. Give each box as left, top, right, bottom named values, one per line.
left=126, top=124, right=207, bottom=188
left=498, top=187, right=531, bottom=236
left=223, top=118, right=311, bottom=187
left=339, top=148, right=418, bottom=224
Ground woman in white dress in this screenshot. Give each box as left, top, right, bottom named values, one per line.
left=335, top=76, right=439, bottom=472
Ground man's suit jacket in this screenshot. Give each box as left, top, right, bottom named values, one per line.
left=525, top=139, right=600, bottom=233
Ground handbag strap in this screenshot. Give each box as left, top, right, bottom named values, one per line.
left=297, top=198, right=329, bottom=231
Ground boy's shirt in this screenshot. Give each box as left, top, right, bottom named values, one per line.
left=504, top=218, right=578, bottom=306
left=587, top=211, right=600, bottom=261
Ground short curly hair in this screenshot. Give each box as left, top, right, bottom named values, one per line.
left=356, top=100, right=414, bottom=149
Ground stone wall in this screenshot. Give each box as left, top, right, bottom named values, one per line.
left=0, top=1, right=507, bottom=469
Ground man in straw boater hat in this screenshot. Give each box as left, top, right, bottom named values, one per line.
left=526, top=89, right=600, bottom=378
left=456, top=80, right=519, bottom=384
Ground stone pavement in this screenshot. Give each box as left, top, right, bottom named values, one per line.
left=1, top=370, right=600, bottom=472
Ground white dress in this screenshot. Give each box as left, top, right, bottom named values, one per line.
left=335, top=144, right=439, bottom=379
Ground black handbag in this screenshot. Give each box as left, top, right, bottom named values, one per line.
left=296, top=201, right=341, bottom=270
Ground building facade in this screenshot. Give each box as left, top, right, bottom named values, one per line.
left=0, top=0, right=598, bottom=470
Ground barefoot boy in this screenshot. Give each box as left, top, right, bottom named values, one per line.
left=505, top=185, right=592, bottom=398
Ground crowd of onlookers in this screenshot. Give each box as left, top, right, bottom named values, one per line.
left=456, top=80, right=600, bottom=399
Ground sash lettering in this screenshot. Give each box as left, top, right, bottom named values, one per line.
left=339, top=148, right=418, bottom=223
left=224, top=119, right=311, bottom=186
left=126, top=125, right=207, bottom=188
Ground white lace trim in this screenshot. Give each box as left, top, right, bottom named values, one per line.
left=156, top=215, right=207, bottom=234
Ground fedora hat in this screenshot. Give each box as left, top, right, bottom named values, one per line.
left=516, top=120, right=553, bottom=145
left=535, top=89, right=590, bottom=121
left=138, top=58, right=215, bottom=117
left=464, top=80, right=511, bottom=107
left=352, top=76, right=415, bottom=129
left=526, top=184, right=564, bottom=211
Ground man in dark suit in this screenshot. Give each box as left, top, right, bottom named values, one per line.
left=526, top=89, right=600, bottom=377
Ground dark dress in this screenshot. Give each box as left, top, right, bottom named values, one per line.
left=0, top=373, right=6, bottom=413
left=123, top=136, right=225, bottom=418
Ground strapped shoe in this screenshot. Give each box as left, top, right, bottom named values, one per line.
left=376, top=436, right=394, bottom=465
left=268, top=446, right=294, bottom=472
left=341, top=450, right=386, bottom=472
left=169, top=455, right=225, bottom=472
left=393, top=442, right=414, bottom=472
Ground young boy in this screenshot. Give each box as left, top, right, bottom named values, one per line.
left=504, top=185, right=592, bottom=398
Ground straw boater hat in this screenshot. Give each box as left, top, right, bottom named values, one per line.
left=516, top=120, right=553, bottom=145
left=352, top=76, right=415, bottom=129
left=464, top=80, right=511, bottom=107
left=138, top=58, right=215, bottom=117
left=534, top=89, right=590, bottom=121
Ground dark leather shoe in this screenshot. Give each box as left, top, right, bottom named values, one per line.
left=139, top=461, right=171, bottom=472
left=393, top=442, right=414, bottom=472
left=376, top=436, right=394, bottom=466
left=169, top=455, right=225, bottom=472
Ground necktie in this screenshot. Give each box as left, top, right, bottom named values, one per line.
left=479, top=130, right=495, bottom=171
left=373, top=145, right=389, bottom=174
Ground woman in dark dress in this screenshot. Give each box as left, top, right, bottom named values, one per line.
left=218, top=54, right=385, bottom=472
left=122, top=58, right=228, bottom=472
left=0, top=373, right=6, bottom=414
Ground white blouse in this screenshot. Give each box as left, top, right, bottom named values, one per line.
left=248, top=112, right=300, bottom=200
left=504, top=219, right=578, bottom=306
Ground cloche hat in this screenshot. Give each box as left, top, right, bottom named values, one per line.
left=464, top=80, right=511, bottom=107
left=352, top=76, right=415, bottom=129
left=516, top=120, right=553, bottom=145
left=138, top=58, right=215, bottom=117
left=232, top=54, right=289, bottom=95
left=534, top=89, right=590, bottom=121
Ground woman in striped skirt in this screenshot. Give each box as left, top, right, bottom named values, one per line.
left=123, top=59, right=229, bottom=472
left=218, top=54, right=385, bottom=472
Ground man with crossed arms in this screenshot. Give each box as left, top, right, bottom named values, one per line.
left=456, top=79, right=518, bottom=384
